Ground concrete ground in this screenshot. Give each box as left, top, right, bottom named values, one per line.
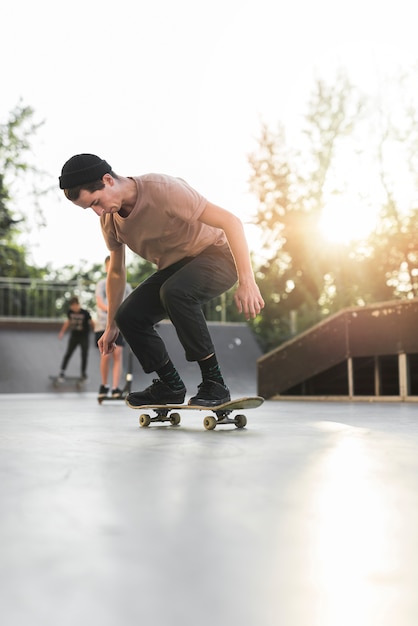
left=1, top=394, right=418, bottom=626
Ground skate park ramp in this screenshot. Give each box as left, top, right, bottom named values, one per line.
left=0, top=320, right=262, bottom=396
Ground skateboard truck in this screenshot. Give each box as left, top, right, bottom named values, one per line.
left=139, top=409, right=181, bottom=428
left=139, top=408, right=247, bottom=430
left=204, top=409, right=247, bottom=430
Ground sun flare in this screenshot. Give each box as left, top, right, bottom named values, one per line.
left=319, top=196, right=378, bottom=245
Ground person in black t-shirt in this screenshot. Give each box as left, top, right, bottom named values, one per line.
left=57, top=296, right=94, bottom=381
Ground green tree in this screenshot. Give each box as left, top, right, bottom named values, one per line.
left=0, top=102, right=45, bottom=277
left=247, top=69, right=418, bottom=352
left=247, top=75, right=365, bottom=350
left=363, top=75, right=418, bottom=301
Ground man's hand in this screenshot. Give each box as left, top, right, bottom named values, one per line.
left=234, top=282, right=265, bottom=320
left=98, top=325, right=120, bottom=355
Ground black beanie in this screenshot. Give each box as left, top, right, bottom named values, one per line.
left=59, top=154, right=112, bottom=189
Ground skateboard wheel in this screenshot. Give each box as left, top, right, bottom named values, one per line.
left=170, top=412, right=181, bottom=426
left=139, top=414, right=151, bottom=427
left=235, top=414, right=247, bottom=429
left=203, top=416, right=217, bottom=430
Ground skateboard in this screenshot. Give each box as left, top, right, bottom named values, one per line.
left=49, top=375, right=86, bottom=390
left=97, top=351, right=133, bottom=404
left=127, top=396, right=264, bottom=430
left=97, top=372, right=133, bottom=404
left=98, top=389, right=129, bottom=403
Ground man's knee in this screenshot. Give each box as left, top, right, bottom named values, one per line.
left=160, top=279, right=184, bottom=309
left=114, top=296, right=149, bottom=333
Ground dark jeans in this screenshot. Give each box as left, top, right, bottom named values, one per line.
left=115, top=244, right=238, bottom=373
left=61, top=332, right=89, bottom=374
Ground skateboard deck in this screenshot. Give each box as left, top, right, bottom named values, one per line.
left=49, top=375, right=85, bottom=390
left=98, top=380, right=133, bottom=404
left=127, top=396, right=264, bottom=430
left=98, top=390, right=129, bottom=404
left=98, top=353, right=133, bottom=404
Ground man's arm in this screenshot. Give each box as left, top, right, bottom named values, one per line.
left=199, top=201, right=264, bottom=320
left=98, top=245, right=127, bottom=354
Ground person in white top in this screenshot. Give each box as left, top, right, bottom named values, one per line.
left=95, top=255, right=132, bottom=398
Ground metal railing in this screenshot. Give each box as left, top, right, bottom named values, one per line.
left=0, top=277, right=86, bottom=319
left=0, top=277, right=232, bottom=321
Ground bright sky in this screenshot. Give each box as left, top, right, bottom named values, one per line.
left=2, top=0, right=418, bottom=268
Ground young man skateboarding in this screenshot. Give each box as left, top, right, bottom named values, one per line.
left=59, top=154, right=264, bottom=407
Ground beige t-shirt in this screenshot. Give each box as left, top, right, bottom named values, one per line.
left=100, top=174, right=227, bottom=269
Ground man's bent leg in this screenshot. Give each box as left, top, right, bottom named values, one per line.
left=160, top=245, right=237, bottom=362
left=115, top=273, right=170, bottom=373
left=116, top=270, right=187, bottom=406
left=160, top=245, right=237, bottom=406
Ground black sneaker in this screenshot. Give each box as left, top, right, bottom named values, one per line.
left=98, top=384, right=109, bottom=398
left=188, top=380, right=231, bottom=407
left=126, top=379, right=186, bottom=408
left=112, top=387, right=122, bottom=398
